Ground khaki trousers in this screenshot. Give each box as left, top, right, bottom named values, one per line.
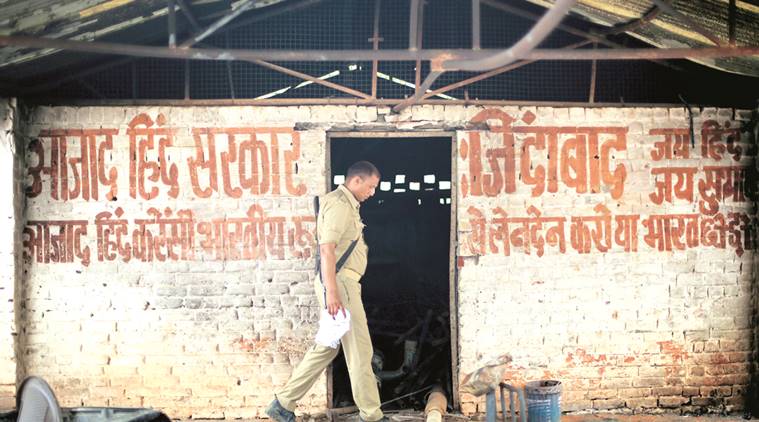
left=276, top=274, right=383, bottom=422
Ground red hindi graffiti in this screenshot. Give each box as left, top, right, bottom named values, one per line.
left=23, top=220, right=91, bottom=266
left=24, top=206, right=317, bottom=264
left=649, top=128, right=691, bottom=161
left=460, top=109, right=628, bottom=199
left=27, top=129, right=118, bottom=201
left=188, top=127, right=307, bottom=198
left=462, top=206, right=756, bottom=257
left=127, top=113, right=180, bottom=200
left=701, top=120, right=743, bottom=162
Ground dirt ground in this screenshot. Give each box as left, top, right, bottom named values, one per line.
left=2, top=408, right=752, bottom=421
left=179, top=409, right=753, bottom=422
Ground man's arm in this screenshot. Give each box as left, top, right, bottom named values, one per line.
left=319, top=242, right=345, bottom=317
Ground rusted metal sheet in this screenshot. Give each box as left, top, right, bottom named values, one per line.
left=15, top=97, right=699, bottom=107
left=0, top=0, right=290, bottom=67
left=521, top=0, right=759, bottom=76
left=1, top=0, right=758, bottom=99
left=3, top=34, right=757, bottom=65
left=444, top=0, right=577, bottom=71
left=0, top=0, right=168, bottom=67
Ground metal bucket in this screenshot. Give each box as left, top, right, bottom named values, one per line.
left=524, top=380, right=562, bottom=422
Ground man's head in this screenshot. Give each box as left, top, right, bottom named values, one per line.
left=344, top=161, right=380, bottom=203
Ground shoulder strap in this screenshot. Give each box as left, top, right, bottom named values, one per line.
left=314, top=196, right=321, bottom=274
left=314, top=192, right=361, bottom=277
left=335, top=239, right=359, bottom=272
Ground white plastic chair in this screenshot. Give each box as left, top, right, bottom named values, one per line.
left=16, top=376, right=63, bottom=422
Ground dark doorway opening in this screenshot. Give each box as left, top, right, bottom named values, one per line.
left=328, top=135, right=454, bottom=412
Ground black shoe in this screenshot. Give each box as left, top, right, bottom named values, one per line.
left=266, top=398, right=296, bottom=422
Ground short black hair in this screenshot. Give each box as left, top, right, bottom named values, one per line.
left=346, top=161, right=380, bottom=180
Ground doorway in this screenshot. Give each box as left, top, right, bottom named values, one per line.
left=327, top=133, right=456, bottom=412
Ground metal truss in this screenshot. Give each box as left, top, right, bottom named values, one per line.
left=1, top=0, right=757, bottom=108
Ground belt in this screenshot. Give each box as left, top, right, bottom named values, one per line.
left=338, top=268, right=363, bottom=282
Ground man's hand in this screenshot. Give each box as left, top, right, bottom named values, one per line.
left=325, top=289, right=346, bottom=318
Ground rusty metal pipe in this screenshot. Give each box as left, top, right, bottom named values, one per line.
left=13, top=97, right=711, bottom=108
left=472, top=0, right=481, bottom=50
left=370, top=0, right=381, bottom=98
left=425, top=385, right=447, bottom=422
left=246, top=59, right=371, bottom=99
left=409, top=0, right=422, bottom=50
left=420, top=39, right=593, bottom=101
left=728, top=0, right=737, bottom=46
left=180, top=0, right=258, bottom=48
left=0, top=35, right=456, bottom=61
left=184, top=59, right=189, bottom=99
left=480, top=0, right=682, bottom=71
left=589, top=43, right=597, bottom=103
left=225, top=36, right=236, bottom=99
left=443, top=0, right=577, bottom=71
left=175, top=0, right=201, bottom=31
left=391, top=70, right=442, bottom=112
left=525, top=46, right=759, bottom=60
left=1, top=36, right=758, bottom=64
left=168, top=0, right=177, bottom=48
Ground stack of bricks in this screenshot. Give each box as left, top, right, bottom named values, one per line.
left=4, top=103, right=757, bottom=418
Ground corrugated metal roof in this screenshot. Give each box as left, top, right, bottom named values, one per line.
left=0, top=0, right=756, bottom=85
left=526, top=0, right=759, bottom=76
left=2, top=0, right=163, bottom=69
left=0, top=0, right=285, bottom=69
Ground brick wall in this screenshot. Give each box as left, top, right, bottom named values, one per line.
left=12, top=104, right=758, bottom=418
left=0, top=98, right=19, bottom=410
left=456, top=106, right=758, bottom=415
left=750, top=110, right=759, bottom=417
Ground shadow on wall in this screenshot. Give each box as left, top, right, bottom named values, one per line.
left=12, top=100, right=27, bottom=398
left=746, top=104, right=759, bottom=418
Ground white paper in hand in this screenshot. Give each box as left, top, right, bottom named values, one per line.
left=314, top=309, right=351, bottom=348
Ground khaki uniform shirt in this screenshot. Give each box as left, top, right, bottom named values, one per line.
left=317, top=184, right=368, bottom=281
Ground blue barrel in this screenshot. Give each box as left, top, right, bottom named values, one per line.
left=525, top=380, right=562, bottom=422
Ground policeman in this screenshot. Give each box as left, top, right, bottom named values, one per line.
left=267, top=161, right=387, bottom=422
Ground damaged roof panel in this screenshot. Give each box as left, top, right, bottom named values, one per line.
left=0, top=0, right=756, bottom=100
left=0, top=0, right=289, bottom=68
left=525, top=0, right=759, bottom=76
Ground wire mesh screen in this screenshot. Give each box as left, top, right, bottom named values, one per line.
left=594, top=60, right=677, bottom=103
left=435, top=59, right=594, bottom=102
left=202, top=0, right=375, bottom=99
left=190, top=60, right=231, bottom=99
left=377, top=61, right=419, bottom=100
left=84, top=60, right=135, bottom=99
left=137, top=57, right=185, bottom=99
left=20, top=0, right=759, bottom=107
left=422, top=0, right=472, bottom=49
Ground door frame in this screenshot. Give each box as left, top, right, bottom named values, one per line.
left=325, top=131, right=460, bottom=409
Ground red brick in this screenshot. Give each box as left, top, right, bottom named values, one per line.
left=653, top=386, right=682, bottom=396
left=626, top=397, right=657, bottom=408
left=592, top=398, right=625, bottom=409
left=658, top=396, right=688, bottom=408
left=619, top=387, right=651, bottom=398
left=588, top=389, right=618, bottom=399
left=692, top=396, right=721, bottom=406
left=689, top=366, right=705, bottom=376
